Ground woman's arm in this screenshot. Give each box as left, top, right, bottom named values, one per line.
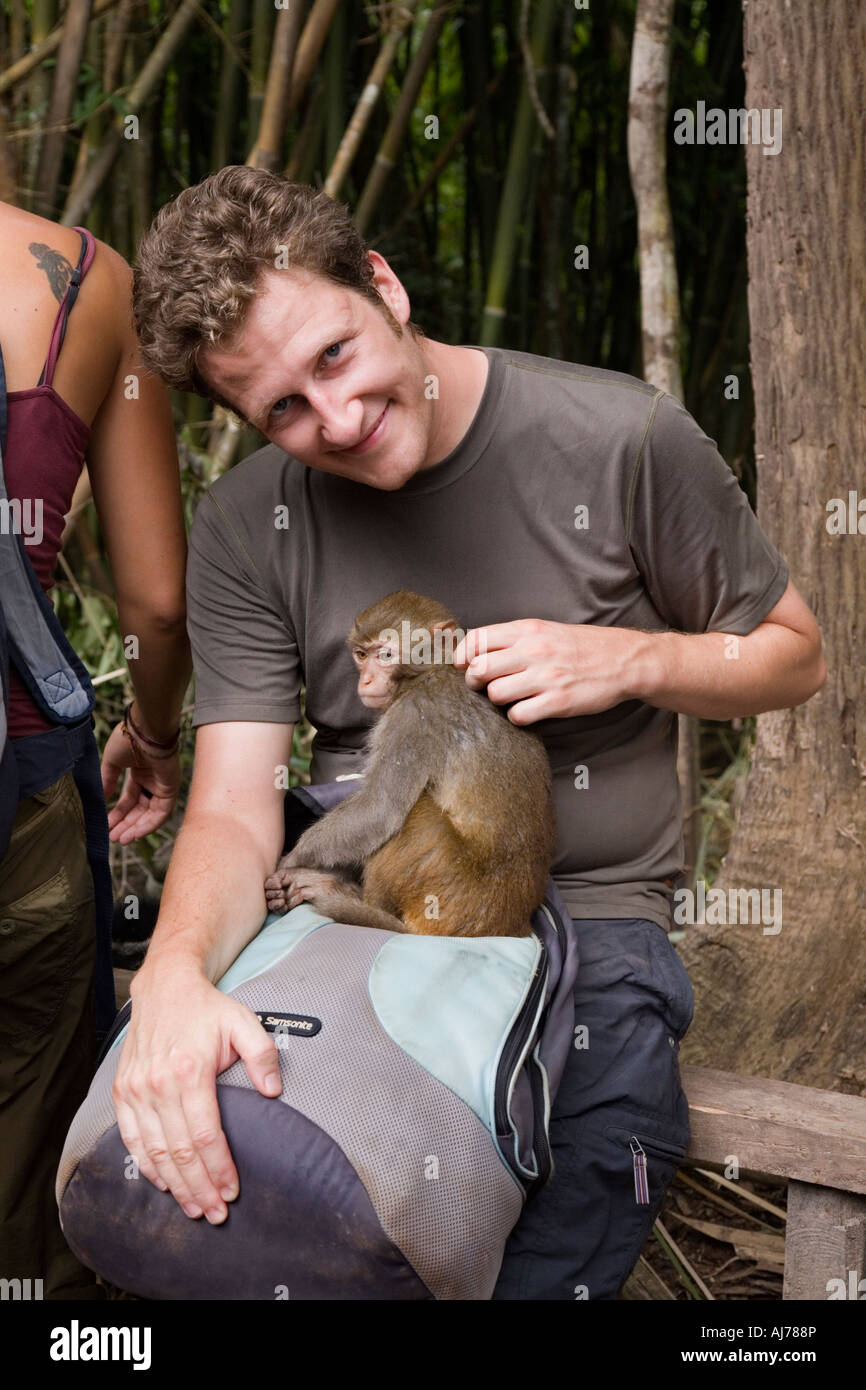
left=85, top=250, right=192, bottom=840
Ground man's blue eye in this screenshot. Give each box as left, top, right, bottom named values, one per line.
left=269, top=344, right=341, bottom=420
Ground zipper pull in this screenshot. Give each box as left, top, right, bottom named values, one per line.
left=630, top=1136, right=649, bottom=1205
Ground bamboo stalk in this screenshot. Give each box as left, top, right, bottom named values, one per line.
left=284, top=0, right=341, bottom=123
left=248, top=2, right=306, bottom=171
left=35, top=0, right=93, bottom=218
left=211, top=0, right=248, bottom=170
left=322, top=0, right=346, bottom=171
left=0, top=0, right=122, bottom=97
left=25, top=0, right=56, bottom=202
left=323, top=0, right=421, bottom=202
left=355, top=0, right=452, bottom=235
left=378, top=61, right=508, bottom=245
left=247, top=0, right=274, bottom=141
left=60, top=0, right=200, bottom=226
left=480, top=0, right=558, bottom=345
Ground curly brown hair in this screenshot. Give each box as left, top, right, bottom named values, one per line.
left=132, top=165, right=424, bottom=415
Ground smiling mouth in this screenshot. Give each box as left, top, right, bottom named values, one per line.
left=342, top=403, right=389, bottom=454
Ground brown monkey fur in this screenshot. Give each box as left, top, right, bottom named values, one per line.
left=264, top=591, right=555, bottom=937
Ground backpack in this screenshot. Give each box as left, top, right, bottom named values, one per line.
left=56, top=785, right=579, bottom=1300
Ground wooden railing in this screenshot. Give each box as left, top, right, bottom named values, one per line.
left=668, top=1065, right=866, bottom=1299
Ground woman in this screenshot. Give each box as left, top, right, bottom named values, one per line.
left=0, top=202, right=191, bottom=1299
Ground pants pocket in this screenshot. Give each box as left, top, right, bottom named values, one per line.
left=0, top=774, right=95, bottom=1047
left=646, top=924, right=695, bottom=1042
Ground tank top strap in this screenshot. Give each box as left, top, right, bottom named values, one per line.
left=38, top=226, right=96, bottom=388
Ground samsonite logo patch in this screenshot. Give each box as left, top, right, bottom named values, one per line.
left=255, top=1010, right=322, bottom=1037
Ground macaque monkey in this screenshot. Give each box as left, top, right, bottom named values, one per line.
left=264, top=591, right=555, bottom=937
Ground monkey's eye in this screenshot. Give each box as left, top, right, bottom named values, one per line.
left=378, top=646, right=397, bottom=664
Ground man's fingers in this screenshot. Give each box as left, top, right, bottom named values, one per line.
left=180, top=1087, right=240, bottom=1210
left=234, top=1012, right=282, bottom=1099
left=116, top=1096, right=199, bottom=1212
left=114, top=1099, right=169, bottom=1192
left=140, top=1091, right=227, bottom=1221
left=453, top=623, right=518, bottom=667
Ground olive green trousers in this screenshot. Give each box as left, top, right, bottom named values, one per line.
left=0, top=772, right=104, bottom=1299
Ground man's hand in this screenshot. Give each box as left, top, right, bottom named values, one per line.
left=453, top=581, right=826, bottom=723
left=113, top=964, right=282, bottom=1222
left=452, top=619, right=645, bottom=724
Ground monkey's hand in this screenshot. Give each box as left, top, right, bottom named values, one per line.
left=264, top=866, right=361, bottom=916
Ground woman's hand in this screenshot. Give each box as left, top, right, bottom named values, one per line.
left=101, top=719, right=181, bottom=842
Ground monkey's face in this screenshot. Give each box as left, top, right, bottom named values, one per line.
left=351, top=639, right=400, bottom=711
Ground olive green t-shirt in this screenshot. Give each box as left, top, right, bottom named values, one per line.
left=186, top=346, right=789, bottom=931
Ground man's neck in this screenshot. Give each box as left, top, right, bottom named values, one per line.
left=420, top=340, right=489, bottom=468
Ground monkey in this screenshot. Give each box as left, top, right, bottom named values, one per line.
left=263, top=591, right=556, bottom=938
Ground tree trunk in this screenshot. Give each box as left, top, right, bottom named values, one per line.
left=679, top=0, right=866, bottom=1092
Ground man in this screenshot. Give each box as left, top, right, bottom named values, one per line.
left=116, top=165, right=825, bottom=1300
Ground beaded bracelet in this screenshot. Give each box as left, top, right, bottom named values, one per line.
left=121, top=701, right=180, bottom=761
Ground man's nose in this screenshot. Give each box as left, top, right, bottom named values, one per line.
left=309, top=388, right=363, bottom=449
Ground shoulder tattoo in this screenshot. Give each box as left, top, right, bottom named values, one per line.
left=28, top=240, right=73, bottom=303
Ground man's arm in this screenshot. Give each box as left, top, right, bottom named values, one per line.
left=453, top=578, right=825, bottom=723
left=632, top=577, right=826, bottom=718
left=112, top=720, right=292, bottom=1224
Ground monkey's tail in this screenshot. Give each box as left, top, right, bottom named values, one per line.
left=307, top=891, right=409, bottom=935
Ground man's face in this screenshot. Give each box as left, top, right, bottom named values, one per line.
left=198, top=255, right=434, bottom=491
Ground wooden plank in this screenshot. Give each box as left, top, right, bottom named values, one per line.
left=783, top=1180, right=866, bottom=1300
left=680, top=1065, right=866, bottom=1196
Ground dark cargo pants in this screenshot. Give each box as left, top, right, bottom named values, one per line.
left=0, top=772, right=102, bottom=1298
left=492, top=915, right=694, bottom=1300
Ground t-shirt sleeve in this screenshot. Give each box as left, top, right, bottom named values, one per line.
left=186, top=489, right=303, bottom=726
left=626, top=391, right=789, bottom=635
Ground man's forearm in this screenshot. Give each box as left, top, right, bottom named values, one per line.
left=133, top=810, right=275, bottom=990
left=633, top=623, right=826, bottom=719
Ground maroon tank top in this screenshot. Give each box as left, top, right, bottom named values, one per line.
left=4, top=226, right=96, bottom=736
